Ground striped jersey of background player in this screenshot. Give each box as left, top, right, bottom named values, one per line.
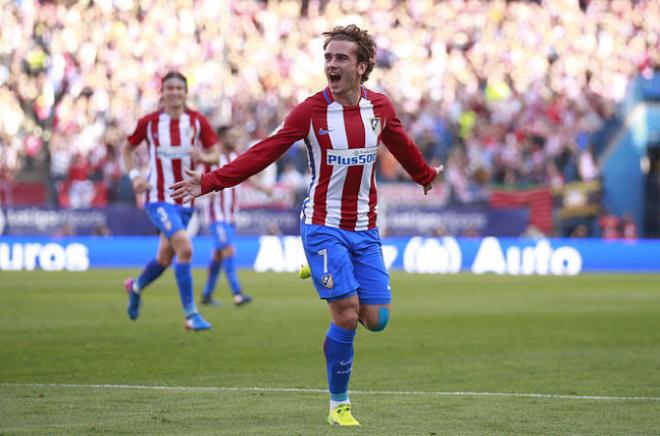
left=122, top=71, right=219, bottom=331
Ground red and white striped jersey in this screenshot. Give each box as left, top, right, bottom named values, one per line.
left=205, top=151, right=238, bottom=224
left=200, top=87, right=436, bottom=231
left=127, top=109, right=217, bottom=206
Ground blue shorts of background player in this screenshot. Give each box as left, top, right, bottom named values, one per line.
left=145, top=202, right=193, bottom=238
left=201, top=221, right=252, bottom=307
left=209, top=221, right=235, bottom=250
left=300, top=222, right=392, bottom=410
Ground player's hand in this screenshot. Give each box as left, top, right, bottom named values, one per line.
left=169, top=168, right=203, bottom=203
left=423, top=164, right=445, bottom=195
left=132, top=175, right=151, bottom=194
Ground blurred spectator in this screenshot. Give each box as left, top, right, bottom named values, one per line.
left=570, top=224, right=589, bottom=238
left=599, top=212, right=621, bottom=240
left=621, top=212, right=638, bottom=240
left=92, top=223, right=112, bottom=237
left=521, top=224, right=546, bottom=239
left=65, top=153, right=95, bottom=208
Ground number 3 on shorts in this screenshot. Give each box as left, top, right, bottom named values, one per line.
left=156, top=206, right=172, bottom=231
left=316, top=248, right=328, bottom=274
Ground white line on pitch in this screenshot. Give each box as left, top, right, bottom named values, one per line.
left=2, top=383, right=658, bottom=402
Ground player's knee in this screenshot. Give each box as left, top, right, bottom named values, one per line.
left=365, top=307, right=390, bottom=332
left=156, top=254, right=173, bottom=267
left=336, top=312, right=359, bottom=330
left=176, top=244, right=193, bottom=261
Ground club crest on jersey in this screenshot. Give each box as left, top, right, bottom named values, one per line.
left=321, top=274, right=334, bottom=289
left=370, top=117, right=382, bottom=136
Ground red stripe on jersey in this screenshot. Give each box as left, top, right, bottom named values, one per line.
left=189, top=113, right=198, bottom=146
left=339, top=107, right=366, bottom=230
left=312, top=119, right=333, bottom=225
left=367, top=163, right=377, bottom=228
left=170, top=118, right=183, bottom=205
left=151, top=118, right=165, bottom=202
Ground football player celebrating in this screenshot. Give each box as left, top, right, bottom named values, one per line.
left=170, top=26, right=443, bottom=424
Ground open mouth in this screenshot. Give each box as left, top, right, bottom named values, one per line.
left=328, top=73, right=341, bottom=84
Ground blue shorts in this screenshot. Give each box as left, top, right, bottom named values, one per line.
left=300, top=223, right=391, bottom=305
left=210, top=221, right=235, bottom=250
left=145, top=202, right=193, bottom=240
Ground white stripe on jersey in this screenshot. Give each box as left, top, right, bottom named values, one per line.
left=355, top=98, right=379, bottom=230
left=146, top=123, right=158, bottom=202
left=324, top=102, right=349, bottom=228
left=208, top=152, right=238, bottom=223
left=302, top=120, right=322, bottom=220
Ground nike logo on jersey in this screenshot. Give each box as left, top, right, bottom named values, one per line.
left=318, top=128, right=334, bottom=135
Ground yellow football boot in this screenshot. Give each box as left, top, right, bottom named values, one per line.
left=327, top=403, right=360, bottom=427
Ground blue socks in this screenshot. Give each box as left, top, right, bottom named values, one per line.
left=174, top=262, right=196, bottom=316
left=223, top=255, right=241, bottom=296
left=135, top=259, right=167, bottom=292
left=202, top=260, right=222, bottom=299
left=204, top=255, right=242, bottom=298
left=324, top=323, right=356, bottom=403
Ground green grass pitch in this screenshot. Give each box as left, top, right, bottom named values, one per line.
left=1, top=270, right=659, bottom=435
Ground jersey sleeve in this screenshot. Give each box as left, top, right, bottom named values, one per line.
left=127, top=117, right=148, bottom=147
left=198, top=115, right=218, bottom=148
left=379, top=96, right=437, bottom=186
left=200, top=101, right=310, bottom=194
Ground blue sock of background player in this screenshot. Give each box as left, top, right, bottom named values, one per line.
left=202, top=259, right=222, bottom=301
left=223, top=254, right=242, bottom=296
left=324, top=323, right=356, bottom=407
left=132, top=258, right=166, bottom=293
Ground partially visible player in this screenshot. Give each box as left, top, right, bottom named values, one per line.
left=200, top=128, right=271, bottom=307
left=122, top=71, right=219, bottom=331
left=170, top=26, right=443, bottom=424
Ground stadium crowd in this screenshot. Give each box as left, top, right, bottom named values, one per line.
left=1, top=0, right=658, bottom=209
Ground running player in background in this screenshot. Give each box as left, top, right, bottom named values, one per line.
left=170, top=26, right=443, bottom=424
left=122, top=71, right=219, bottom=331
left=199, top=127, right=271, bottom=307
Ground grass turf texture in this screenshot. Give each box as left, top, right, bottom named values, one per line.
left=1, top=270, right=659, bottom=435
